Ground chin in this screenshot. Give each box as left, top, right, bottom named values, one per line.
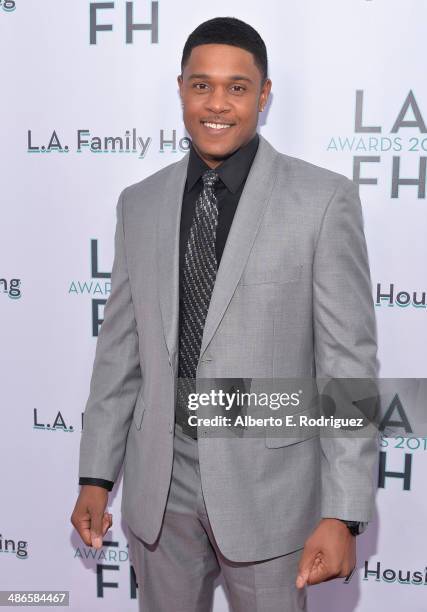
left=202, top=141, right=231, bottom=153
left=195, top=137, right=239, bottom=159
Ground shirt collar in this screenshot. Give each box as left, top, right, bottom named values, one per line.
left=186, top=132, right=260, bottom=194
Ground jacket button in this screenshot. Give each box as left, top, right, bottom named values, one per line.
left=168, top=422, right=173, bottom=434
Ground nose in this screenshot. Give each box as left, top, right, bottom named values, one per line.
left=205, top=87, right=231, bottom=114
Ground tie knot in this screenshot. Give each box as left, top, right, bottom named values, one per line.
left=202, top=169, right=220, bottom=189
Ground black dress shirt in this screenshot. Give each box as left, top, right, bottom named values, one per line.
left=79, top=132, right=260, bottom=491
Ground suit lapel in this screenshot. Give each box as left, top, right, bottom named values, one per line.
left=156, top=134, right=280, bottom=367
left=156, top=152, right=189, bottom=366
left=199, top=136, right=279, bottom=358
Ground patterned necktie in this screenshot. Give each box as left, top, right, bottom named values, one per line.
left=177, top=168, right=220, bottom=437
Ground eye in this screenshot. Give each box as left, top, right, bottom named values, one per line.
left=192, top=83, right=208, bottom=90
left=231, top=85, right=246, bottom=92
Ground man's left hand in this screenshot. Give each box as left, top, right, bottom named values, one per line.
left=296, top=518, right=356, bottom=588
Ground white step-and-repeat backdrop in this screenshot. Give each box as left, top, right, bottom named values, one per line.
left=1, top=1, right=426, bottom=610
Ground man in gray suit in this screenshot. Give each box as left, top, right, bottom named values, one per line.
left=71, top=17, right=379, bottom=612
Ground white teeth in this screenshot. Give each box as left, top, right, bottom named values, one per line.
left=203, top=122, right=232, bottom=130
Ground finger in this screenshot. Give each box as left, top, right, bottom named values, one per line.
left=79, top=515, right=92, bottom=529
left=307, top=558, right=339, bottom=586
left=90, top=510, right=104, bottom=549
left=72, top=512, right=92, bottom=546
left=296, top=549, right=317, bottom=588
left=307, top=563, right=330, bottom=585
left=102, top=513, right=112, bottom=536
left=79, top=523, right=93, bottom=547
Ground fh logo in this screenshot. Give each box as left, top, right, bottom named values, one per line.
left=89, top=1, right=158, bottom=44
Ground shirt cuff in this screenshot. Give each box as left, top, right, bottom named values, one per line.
left=79, top=477, right=114, bottom=491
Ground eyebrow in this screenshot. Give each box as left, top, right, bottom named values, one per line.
left=187, top=73, right=253, bottom=84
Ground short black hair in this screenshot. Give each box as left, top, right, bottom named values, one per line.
left=181, top=17, right=268, bottom=84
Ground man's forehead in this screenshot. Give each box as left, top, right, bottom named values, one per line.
left=184, top=44, right=257, bottom=67
left=186, top=72, right=254, bottom=84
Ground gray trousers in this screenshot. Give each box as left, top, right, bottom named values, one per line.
left=127, top=423, right=308, bottom=612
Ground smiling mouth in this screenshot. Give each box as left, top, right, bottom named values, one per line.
left=201, top=121, right=235, bottom=131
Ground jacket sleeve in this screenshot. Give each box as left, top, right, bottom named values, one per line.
left=78, top=187, right=142, bottom=486
left=312, top=177, right=380, bottom=522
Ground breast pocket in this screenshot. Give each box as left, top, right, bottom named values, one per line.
left=240, top=262, right=304, bottom=286
left=133, top=393, right=146, bottom=430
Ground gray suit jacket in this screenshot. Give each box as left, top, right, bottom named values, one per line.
left=79, top=134, right=379, bottom=562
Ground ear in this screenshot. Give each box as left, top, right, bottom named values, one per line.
left=259, top=78, right=272, bottom=112
left=177, top=74, right=184, bottom=101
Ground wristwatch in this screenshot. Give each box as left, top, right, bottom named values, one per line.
left=339, top=520, right=368, bottom=536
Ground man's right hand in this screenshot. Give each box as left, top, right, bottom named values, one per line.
left=70, top=485, right=112, bottom=549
